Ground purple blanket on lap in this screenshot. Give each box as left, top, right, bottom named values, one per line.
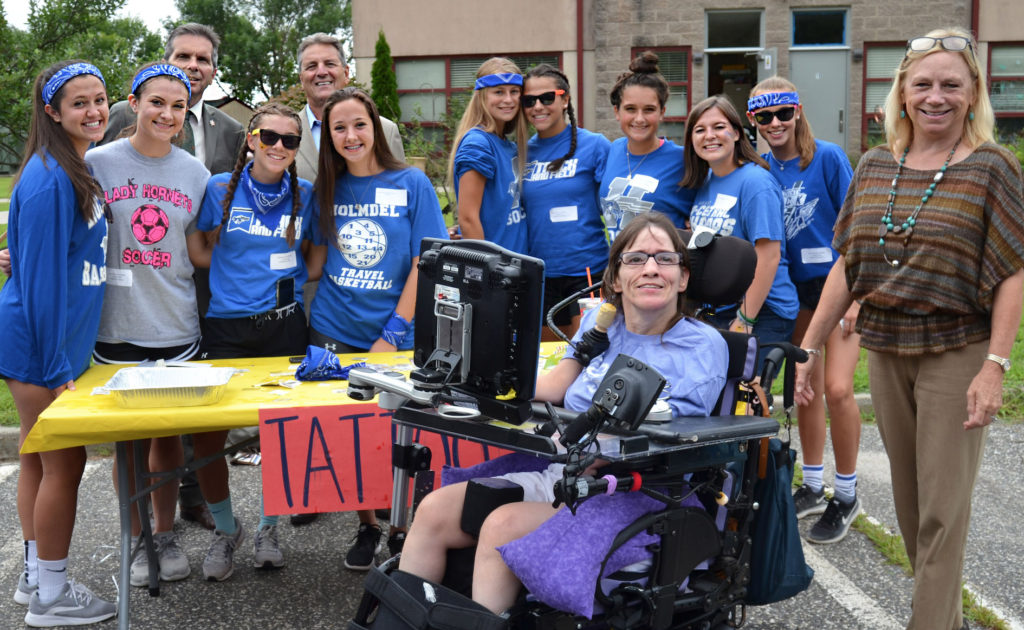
left=440, top=452, right=549, bottom=486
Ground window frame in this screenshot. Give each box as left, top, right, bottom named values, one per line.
left=987, top=42, right=1024, bottom=125
left=861, top=41, right=905, bottom=152
left=393, top=51, right=563, bottom=131
left=790, top=8, right=848, bottom=49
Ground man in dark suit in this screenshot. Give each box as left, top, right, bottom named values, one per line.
left=103, top=23, right=245, bottom=173
left=101, top=23, right=246, bottom=532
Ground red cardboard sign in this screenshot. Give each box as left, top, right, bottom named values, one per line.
left=259, top=403, right=510, bottom=515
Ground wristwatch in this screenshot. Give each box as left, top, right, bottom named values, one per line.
left=985, top=353, right=1011, bottom=373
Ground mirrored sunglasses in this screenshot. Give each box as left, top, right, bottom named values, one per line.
left=906, top=36, right=973, bottom=54
left=619, top=251, right=683, bottom=266
left=252, top=128, right=301, bottom=150
left=752, top=106, right=797, bottom=126
left=521, top=90, right=565, bottom=108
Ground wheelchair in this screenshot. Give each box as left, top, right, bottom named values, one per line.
left=347, top=231, right=810, bottom=630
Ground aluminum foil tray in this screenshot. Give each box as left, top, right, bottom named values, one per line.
left=105, top=367, right=236, bottom=408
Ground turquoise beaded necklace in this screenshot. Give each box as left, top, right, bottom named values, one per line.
left=878, top=138, right=961, bottom=267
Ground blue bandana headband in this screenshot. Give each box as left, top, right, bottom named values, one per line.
left=42, top=63, right=106, bottom=105
left=474, top=73, right=524, bottom=90
left=747, top=91, right=800, bottom=112
left=131, top=64, right=191, bottom=102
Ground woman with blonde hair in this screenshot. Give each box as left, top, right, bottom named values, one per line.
left=746, top=76, right=861, bottom=544
left=448, top=57, right=529, bottom=252
left=795, top=27, right=1024, bottom=630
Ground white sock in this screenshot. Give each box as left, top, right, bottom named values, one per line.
left=37, top=558, right=68, bottom=604
left=24, top=540, right=38, bottom=586
left=802, top=464, right=824, bottom=492
left=834, top=472, right=857, bottom=504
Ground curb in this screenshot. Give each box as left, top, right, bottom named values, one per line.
left=0, top=426, right=112, bottom=463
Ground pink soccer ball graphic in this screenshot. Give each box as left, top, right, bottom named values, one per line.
left=131, top=204, right=170, bottom=244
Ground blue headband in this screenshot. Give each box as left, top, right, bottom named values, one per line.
left=474, top=73, right=523, bottom=90
left=747, top=91, right=800, bottom=112
left=42, top=63, right=106, bottom=105
left=131, top=64, right=192, bottom=102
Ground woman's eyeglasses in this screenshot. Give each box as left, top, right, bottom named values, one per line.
left=251, top=128, right=301, bottom=150
left=752, top=106, right=796, bottom=126
left=906, top=36, right=973, bottom=54
left=619, top=251, right=683, bottom=266
left=520, top=90, right=565, bottom=108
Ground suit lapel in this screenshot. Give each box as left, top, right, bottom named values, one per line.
left=298, top=113, right=319, bottom=181
left=202, top=104, right=219, bottom=166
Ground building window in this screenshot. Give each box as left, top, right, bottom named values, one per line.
left=395, top=53, right=560, bottom=147
left=989, top=44, right=1024, bottom=142
left=629, top=46, right=691, bottom=142
left=792, top=10, right=846, bottom=47
left=862, top=43, right=904, bottom=150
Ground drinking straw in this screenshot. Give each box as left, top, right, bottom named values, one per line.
left=586, top=266, right=594, bottom=298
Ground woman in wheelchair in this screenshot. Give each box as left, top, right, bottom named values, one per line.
left=398, top=212, right=729, bottom=616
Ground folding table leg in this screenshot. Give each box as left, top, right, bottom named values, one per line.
left=131, top=439, right=159, bottom=597
left=115, top=441, right=132, bottom=630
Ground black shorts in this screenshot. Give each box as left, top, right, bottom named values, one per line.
left=794, top=277, right=827, bottom=311
left=198, top=304, right=308, bottom=360
left=544, top=274, right=600, bottom=326
left=93, top=339, right=200, bottom=364
left=308, top=328, right=368, bottom=355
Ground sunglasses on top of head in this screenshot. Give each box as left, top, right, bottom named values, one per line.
left=251, top=128, right=301, bottom=150
left=906, top=35, right=974, bottom=54
left=521, top=89, right=565, bottom=108
left=752, top=106, right=797, bottom=126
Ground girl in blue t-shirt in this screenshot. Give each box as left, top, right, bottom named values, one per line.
left=189, top=102, right=317, bottom=577
left=0, top=60, right=116, bottom=625
left=521, top=64, right=611, bottom=339
left=600, top=51, right=695, bottom=241
left=310, top=87, right=447, bottom=571
left=448, top=57, right=529, bottom=252
left=747, top=77, right=861, bottom=540
left=682, top=95, right=798, bottom=355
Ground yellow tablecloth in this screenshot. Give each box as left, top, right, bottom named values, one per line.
left=23, top=353, right=417, bottom=453
left=24, top=343, right=568, bottom=453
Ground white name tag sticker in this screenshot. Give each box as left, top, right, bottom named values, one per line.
left=106, top=268, right=133, bottom=287
left=549, top=205, right=578, bottom=223
left=801, top=247, right=834, bottom=264
left=376, top=188, right=407, bottom=206
left=630, top=174, right=658, bottom=193
left=270, top=250, right=298, bottom=270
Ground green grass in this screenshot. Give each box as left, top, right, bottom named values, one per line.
left=1, top=175, right=11, bottom=218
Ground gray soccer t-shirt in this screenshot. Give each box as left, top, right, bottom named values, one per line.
left=86, top=139, right=211, bottom=347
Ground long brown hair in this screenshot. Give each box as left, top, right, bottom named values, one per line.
left=315, top=87, right=407, bottom=249
left=211, top=102, right=304, bottom=246
left=602, top=212, right=692, bottom=324
left=681, top=96, right=768, bottom=189
left=749, top=76, right=817, bottom=170
left=14, top=60, right=105, bottom=222
left=524, top=64, right=577, bottom=173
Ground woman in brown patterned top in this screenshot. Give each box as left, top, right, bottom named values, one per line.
left=794, top=26, right=1024, bottom=630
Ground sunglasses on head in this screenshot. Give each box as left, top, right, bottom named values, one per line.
left=752, top=106, right=797, bottom=126
left=251, top=128, right=301, bottom=150
left=906, top=35, right=973, bottom=54
left=520, top=89, right=565, bottom=108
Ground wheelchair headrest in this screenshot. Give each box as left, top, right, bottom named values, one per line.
left=677, top=229, right=756, bottom=306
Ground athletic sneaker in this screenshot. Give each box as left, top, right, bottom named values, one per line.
left=344, top=523, right=383, bottom=571
left=24, top=580, right=116, bottom=627
left=202, top=519, right=246, bottom=581
left=387, top=531, right=406, bottom=558
left=807, top=495, right=861, bottom=544
left=130, top=532, right=191, bottom=586
left=253, top=525, right=285, bottom=569
left=14, top=573, right=37, bottom=606
left=792, top=484, right=827, bottom=519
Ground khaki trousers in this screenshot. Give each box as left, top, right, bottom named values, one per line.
left=868, top=341, right=988, bottom=630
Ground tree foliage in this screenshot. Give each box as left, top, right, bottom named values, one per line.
left=174, top=0, right=350, bottom=105
left=0, top=0, right=162, bottom=172
left=370, top=30, right=399, bottom=123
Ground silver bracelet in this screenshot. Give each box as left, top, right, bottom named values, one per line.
left=803, top=348, right=822, bottom=357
